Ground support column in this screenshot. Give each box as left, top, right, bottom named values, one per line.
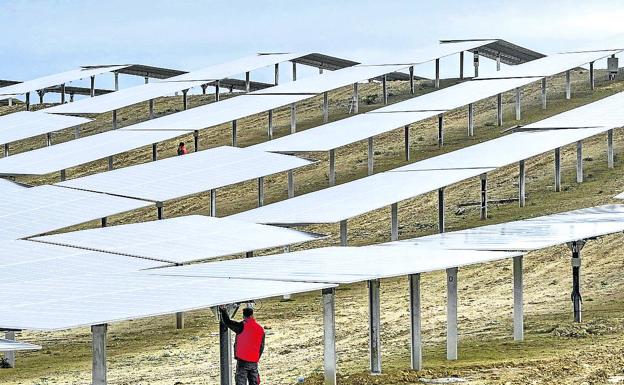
left=101, top=217, right=107, bottom=228
left=329, top=149, right=336, bottom=186
left=4, top=331, right=15, bottom=368
left=513, top=255, right=524, bottom=341
left=323, top=92, right=329, bottom=123
left=569, top=240, right=585, bottom=323
left=382, top=74, right=388, bottom=104
left=210, top=189, right=217, bottom=216
left=38, top=90, right=44, bottom=104
left=274, top=63, right=279, bottom=85
left=215, top=80, right=220, bottom=102
left=496, top=93, right=503, bottom=127
left=112, top=110, right=117, bottom=129
left=480, top=173, right=488, bottom=220
left=60, top=169, right=66, bottom=182
left=144, top=76, right=149, bottom=84
left=554, top=148, right=561, bottom=192
left=519, top=160, right=526, bottom=207
left=541, top=78, right=547, bottom=109
left=404, top=125, right=410, bottom=161
left=231, top=120, right=237, bottom=147
left=409, top=66, right=415, bottom=94
left=46, top=132, right=52, bottom=146
left=107, top=156, right=113, bottom=171
left=201, top=84, right=207, bottom=95
left=590, top=61, right=595, bottom=90
left=90, top=75, right=95, bottom=97
left=608, top=129, right=614, bottom=168
left=323, top=288, right=337, bottom=385
left=576, top=141, right=583, bottom=183
left=473, top=51, right=479, bottom=77
left=60, top=83, right=66, bottom=103
left=446, top=267, right=458, bottom=360
left=91, top=324, right=107, bottom=385
left=157, top=202, right=164, bottom=220
left=3, top=143, right=9, bottom=157
left=114, top=71, right=119, bottom=91
left=74, top=127, right=80, bottom=139
left=515, top=87, right=521, bottom=121
left=257, top=177, right=265, bottom=207
left=434, top=58, right=440, bottom=88
left=565, top=70, right=571, bottom=100
left=149, top=99, right=154, bottom=119
left=245, top=71, right=250, bottom=92
left=367, top=137, right=374, bottom=176
left=438, top=187, right=445, bottom=233
left=182, top=89, right=189, bottom=110
left=25, top=92, right=30, bottom=111
left=391, top=202, right=398, bottom=241
left=459, top=51, right=464, bottom=79
left=268, top=110, right=274, bottom=139
left=496, top=53, right=501, bottom=71
left=287, top=170, right=295, bottom=198
left=290, top=103, right=297, bottom=134
left=219, top=319, right=233, bottom=385
left=368, top=279, right=382, bottom=374
left=353, top=83, right=359, bottom=114
left=176, top=313, right=184, bottom=329
left=409, top=274, right=422, bottom=370
left=152, top=143, right=158, bottom=161
left=339, top=220, right=347, bottom=246
left=438, top=114, right=444, bottom=147
left=468, top=103, right=474, bottom=137
left=194, top=130, right=199, bottom=152
left=292, top=62, right=297, bottom=81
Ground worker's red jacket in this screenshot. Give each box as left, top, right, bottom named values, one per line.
left=220, top=308, right=266, bottom=363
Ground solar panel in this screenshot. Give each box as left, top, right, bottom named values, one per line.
left=0, top=129, right=185, bottom=176
left=0, top=273, right=335, bottom=330
left=57, top=146, right=311, bottom=202
left=0, top=65, right=129, bottom=96
left=363, top=40, right=497, bottom=65
left=0, top=185, right=152, bottom=240
left=150, top=246, right=520, bottom=284
left=0, top=178, right=26, bottom=193
left=33, top=215, right=323, bottom=264
left=391, top=204, right=624, bottom=251
left=250, top=111, right=441, bottom=153
left=230, top=168, right=493, bottom=224
left=0, top=339, right=41, bottom=352
left=0, top=240, right=163, bottom=285
left=0, top=111, right=91, bottom=146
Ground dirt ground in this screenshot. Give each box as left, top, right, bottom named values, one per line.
left=2, top=69, right=624, bottom=385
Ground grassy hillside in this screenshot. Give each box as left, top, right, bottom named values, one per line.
left=2, top=68, right=624, bottom=385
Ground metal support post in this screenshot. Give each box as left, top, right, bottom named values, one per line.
left=201, top=84, right=207, bottom=95
left=245, top=71, right=250, bottom=92
left=339, top=220, right=347, bottom=246
left=4, top=331, right=15, bottom=368
left=404, top=125, right=410, bottom=161
left=38, top=90, right=44, bottom=104
left=25, top=92, right=30, bottom=111
left=292, top=62, right=297, bottom=81
left=409, top=66, right=415, bottom=94
left=513, top=255, right=524, bottom=341
left=434, top=58, right=440, bottom=88
left=480, top=173, right=488, bottom=220
left=409, top=274, right=422, bottom=370
left=74, top=127, right=80, bottom=139
left=60, top=169, right=66, bottom=182
left=107, top=156, right=113, bottom=171
left=268, top=110, right=274, bottom=139
left=114, top=71, right=119, bottom=91
left=215, top=80, right=220, bottom=102
left=90, top=75, right=95, bottom=97
left=219, top=318, right=233, bottom=385
left=287, top=170, right=295, bottom=198
left=329, top=149, right=336, bottom=186
left=60, top=83, right=66, bottom=103
left=608, top=129, right=614, bottom=168
left=101, top=217, right=107, bottom=228
left=367, top=137, right=374, bottom=176
left=568, top=240, right=585, bottom=323
left=231, top=120, right=238, bottom=146
left=46, top=132, right=52, bottom=146
left=176, top=313, right=184, bottom=329
left=438, top=114, right=444, bottom=147
left=182, top=89, right=188, bottom=110
left=91, top=324, right=107, bottom=385
left=274, top=63, right=279, bottom=85
left=473, top=51, right=479, bottom=77
left=368, top=279, right=382, bottom=374
left=565, top=70, right=571, bottom=100
left=459, top=51, right=464, bottom=79
left=555, top=147, right=561, bottom=192
left=157, top=202, right=164, bottom=220
left=541, top=78, right=547, bottom=109
left=210, top=189, right=217, bottom=217
left=468, top=103, right=474, bottom=136
left=382, top=74, right=388, bottom=104
left=323, top=91, right=329, bottom=123
left=438, top=187, right=445, bottom=233
left=193, top=130, right=199, bottom=152
left=152, top=143, right=158, bottom=161
left=391, top=202, right=398, bottom=241
left=446, top=267, right=458, bottom=360
left=515, top=87, right=521, bottom=121
left=3, top=143, right=8, bottom=157
left=576, top=140, right=583, bottom=183
left=257, top=177, right=265, bottom=207
left=590, top=61, right=595, bottom=90
left=519, top=160, right=526, bottom=207
left=290, top=103, right=297, bottom=133
left=323, top=288, right=337, bottom=385
left=496, top=93, right=503, bottom=126
left=144, top=76, right=149, bottom=84
left=112, top=110, right=117, bottom=129
left=70, top=93, right=74, bottom=102
left=352, top=83, right=359, bottom=114
left=496, top=53, right=501, bottom=71
left=149, top=99, right=154, bottom=119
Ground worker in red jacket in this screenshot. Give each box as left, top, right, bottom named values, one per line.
left=219, top=306, right=265, bottom=385
left=177, top=142, right=189, bottom=155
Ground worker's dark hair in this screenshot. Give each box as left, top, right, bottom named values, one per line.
left=243, top=307, right=254, bottom=318
left=179, top=142, right=185, bottom=147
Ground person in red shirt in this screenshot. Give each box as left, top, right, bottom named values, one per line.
left=219, top=306, right=265, bottom=385
left=177, top=142, right=189, bottom=155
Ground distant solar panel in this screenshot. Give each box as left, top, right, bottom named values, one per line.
left=0, top=339, right=41, bottom=352
left=57, top=146, right=311, bottom=202
left=0, top=111, right=91, bottom=146
left=0, top=185, right=151, bottom=240
left=33, top=215, right=323, bottom=264
left=0, top=178, right=27, bottom=193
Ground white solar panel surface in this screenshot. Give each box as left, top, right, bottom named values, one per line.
left=0, top=178, right=26, bottom=193
left=477, top=50, right=622, bottom=79
left=0, top=185, right=151, bottom=240
left=0, top=111, right=91, bottom=145
left=250, top=111, right=442, bottom=153
left=153, top=246, right=520, bottom=284
left=230, top=168, right=493, bottom=224
left=391, top=205, right=624, bottom=251
left=33, top=215, right=323, bottom=264
left=0, top=65, right=128, bottom=96
left=392, top=127, right=612, bottom=171
left=0, top=339, right=41, bottom=352
left=614, top=191, right=624, bottom=199
left=0, top=273, right=335, bottom=330
left=0, top=240, right=163, bottom=285
left=363, top=40, right=497, bottom=65
left=119, top=94, right=310, bottom=131
left=0, top=129, right=185, bottom=176
left=57, top=146, right=312, bottom=202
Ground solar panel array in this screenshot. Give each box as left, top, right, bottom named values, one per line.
left=0, top=111, right=91, bottom=146
left=0, top=339, right=41, bottom=352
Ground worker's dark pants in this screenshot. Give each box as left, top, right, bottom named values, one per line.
left=235, top=360, right=259, bottom=385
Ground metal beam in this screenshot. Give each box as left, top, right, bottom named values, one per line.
left=288, top=170, right=295, bottom=198
left=4, top=143, right=9, bottom=157
left=391, top=202, right=398, bottom=241
left=434, top=58, right=440, bottom=88
left=513, top=255, right=524, bottom=341
left=274, top=63, right=279, bottom=85
left=323, top=288, right=337, bottom=385
left=323, top=91, right=329, bottom=123
left=114, top=72, right=119, bottom=91
left=368, top=279, right=382, bottom=374
left=215, top=80, right=220, bottom=102
left=352, top=83, right=359, bottom=114
left=194, top=130, right=199, bottom=152
left=60, top=83, right=66, bottom=104
left=459, top=51, right=464, bottom=79
left=541, top=78, right=547, bottom=109
left=210, top=189, right=217, bottom=217
left=438, top=113, right=444, bottom=147
left=219, top=318, right=233, bottom=385
left=409, top=274, right=422, bottom=370
left=515, top=87, right=521, bottom=121
left=608, top=129, right=614, bottom=168
left=590, top=61, right=595, bottom=90
left=152, top=143, right=158, bottom=161
left=107, top=156, right=113, bottom=171
left=480, top=173, right=488, bottom=220
left=382, top=74, right=388, bottom=104
left=245, top=71, right=250, bottom=92
left=268, top=110, right=274, bottom=139
left=258, top=177, right=265, bottom=207
left=519, top=160, right=526, bottom=207
left=446, top=267, right=458, bottom=360
left=182, top=89, right=189, bottom=110
left=468, top=103, right=474, bottom=137
left=46, top=132, right=52, bottom=146
left=496, top=93, right=503, bottom=127
left=292, top=62, right=297, bottom=81
left=149, top=99, right=154, bottom=119
left=101, top=217, right=107, bottom=228
left=438, top=187, right=445, bottom=233
left=91, top=324, right=107, bottom=385
left=290, top=102, right=297, bottom=134
left=231, top=120, right=237, bottom=147
left=90, top=75, right=95, bottom=97
left=25, top=92, right=30, bottom=111
left=576, top=140, right=583, bottom=183
left=565, top=70, right=571, bottom=100
left=404, top=125, right=410, bottom=161
left=569, top=240, right=585, bottom=323
left=367, top=137, right=374, bottom=176
left=112, top=110, right=117, bottom=129
left=339, top=220, right=347, bottom=246
left=329, top=149, right=336, bottom=186
left=555, top=147, right=561, bottom=192
left=409, top=66, right=415, bottom=94
left=60, top=169, right=66, bottom=182
left=473, top=51, right=479, bottom=77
